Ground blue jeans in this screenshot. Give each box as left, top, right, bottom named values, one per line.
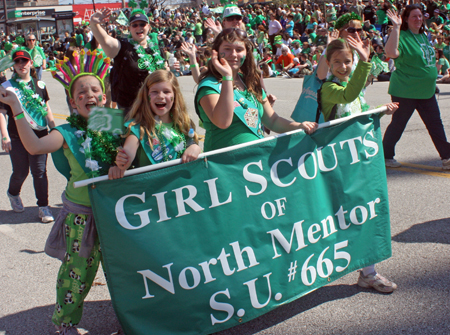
left=8, top=137, right=49, bottom=207
left=35, top=66, right=43, bottom=80
left=383, top=95, right=450, bottom=160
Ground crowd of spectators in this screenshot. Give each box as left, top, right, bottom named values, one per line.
left=0, top=0, right=449, bottom=84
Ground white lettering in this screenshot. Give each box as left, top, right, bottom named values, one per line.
left=204, top=178, right=232, bottom=208
left=115, top=192, right=151, bottom=230
left=210, top=289, right=234, bottom=325
left=173, top=185, right=205, bottom=217
left=138, top=263, right=175, bottom=299
left=270, top=158, right=296, bottom=187
left=267, top=220, right=308, bottom=259
left=243, top=161, right=267, bottom=197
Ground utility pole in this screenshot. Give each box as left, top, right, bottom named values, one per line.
left=2, top=0, right=8, bottom=35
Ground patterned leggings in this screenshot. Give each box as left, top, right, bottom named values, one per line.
left=51, top=212, right=102, bottom=328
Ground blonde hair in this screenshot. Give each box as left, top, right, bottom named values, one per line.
left=125, top=70, right=198, bottom=147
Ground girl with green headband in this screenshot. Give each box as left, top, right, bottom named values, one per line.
left=0, top=53, right=122, bottom=334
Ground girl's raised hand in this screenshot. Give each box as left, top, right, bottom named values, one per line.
left=347, top=34, right=370, bottom=62
left=180, top=42, right=196, bottom=58
left=300, top=121, right=318, bottom=135
left=387, top=9, right=401, bottom=28
left=115, top=147, right=129, bottom=170
left=327, top=29, right=339, bottom=45
left=384, top=102, right=399, bottom=115
left=181, top=144, right=202, bottom=163
left=205, top=18, right=222, bottom=35
left=211, top=50, right=233, bottom=78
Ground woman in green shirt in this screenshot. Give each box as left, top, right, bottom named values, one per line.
left=384, top=6, right=450, bottom=169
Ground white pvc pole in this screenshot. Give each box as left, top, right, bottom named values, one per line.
left=73, top=108, right=387, bottom=189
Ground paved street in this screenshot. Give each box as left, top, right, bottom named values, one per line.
left=0, top=71, right=449, bottom=335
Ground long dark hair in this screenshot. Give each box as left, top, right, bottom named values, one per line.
left=198, top=28, right=263, bottom=103
left=401, top=4, right=425, bottom=34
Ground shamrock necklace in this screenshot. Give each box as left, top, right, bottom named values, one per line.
left=10, top=74, right=47, bottom=118
left=153, top=121, right=186, bottom=162
left=67, top=114, right=121, bottom=178
left=129, top=36, right=166, bottom=74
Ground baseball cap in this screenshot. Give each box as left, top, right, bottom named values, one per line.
left=12, top=49, right=31, bottom=61
left=223, top=5, right=242, bottom=19
left=129, top=11, right=149, bottom=24
left=293, top=57, right=299, bottom=62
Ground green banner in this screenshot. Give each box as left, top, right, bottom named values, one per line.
left=89, top=114, right=392, bottom=335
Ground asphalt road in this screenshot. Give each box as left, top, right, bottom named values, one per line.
left=0, top=71, right=449, bottom=335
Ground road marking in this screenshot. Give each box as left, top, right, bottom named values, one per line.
left=387, top=162, right=450, bottom=178
left=53, top=113, right=68, bottom=120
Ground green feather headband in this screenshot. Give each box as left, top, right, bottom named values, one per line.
left=335, top=13, right=362, bottom=30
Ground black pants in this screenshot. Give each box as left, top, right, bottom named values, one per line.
left=383, top=95, right=450, bottom=160
left=8, top=137, right=49, bottom=207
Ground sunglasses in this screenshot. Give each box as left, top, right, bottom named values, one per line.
left=221, top=27, right=248, bottom=38
left=131, top=22, right=147, bottom=28
left=225, top=15, right=242, bottom=22
left=14, top=58, right=29, bottom=64
left=345, top=27, right=363, bottom=33
left=27, top=39, right=35, bottom=42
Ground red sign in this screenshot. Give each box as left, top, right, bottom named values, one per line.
left=73, top=3, right=124, bottom=22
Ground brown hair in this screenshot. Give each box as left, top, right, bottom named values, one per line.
left=199, top=28, right=263, bottom=103
left=326, top=39, right=353, bottom=62
left=125, top=70, right=197, bottom=147
left=401, top=4, right=425, bottom=34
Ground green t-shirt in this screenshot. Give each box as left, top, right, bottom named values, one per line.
left=376, top=10, right=388, bottom=25
left=194, top=22, right=203, bottom=35
left=326, top=8, right=337, bottom=22
left=63, top=146, right=91, bottom=207
left=439, top=58, right=450, bottom=74
left=389, top=30, right=437, bottom=99
left=431, top=16, right=444, bottom=26
left=293, top=13, right=303, bottom=24
left=196, top=78, right=266, bottom=152
left=304, top=14, right=311, bottom=24
left=76, top=34, right=84, bottom=47
left=25, top=46, right=45, bottom=67
left=443, top=45, right=450, bottom=61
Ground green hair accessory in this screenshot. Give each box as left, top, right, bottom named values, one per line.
left=335, top=13, right=362, bottom=30
left=4, top=42, right=13, bottom=51
left=13, top=36, right=25, bottom=46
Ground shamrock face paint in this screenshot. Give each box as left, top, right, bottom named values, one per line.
left=218, top=41, right=247, bottom=70
left=240, top=55, right=246, bottom=66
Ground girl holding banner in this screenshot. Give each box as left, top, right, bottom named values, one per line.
left=195, top=28, right=317, bottom=152
left=0, top=51, right=121, bottom=335
left=320, top=37, right=398, bottom=293
left=110, top=70, right=202, bottom=177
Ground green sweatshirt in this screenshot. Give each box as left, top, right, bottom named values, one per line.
left=321, top=61, right=372, bottom=121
